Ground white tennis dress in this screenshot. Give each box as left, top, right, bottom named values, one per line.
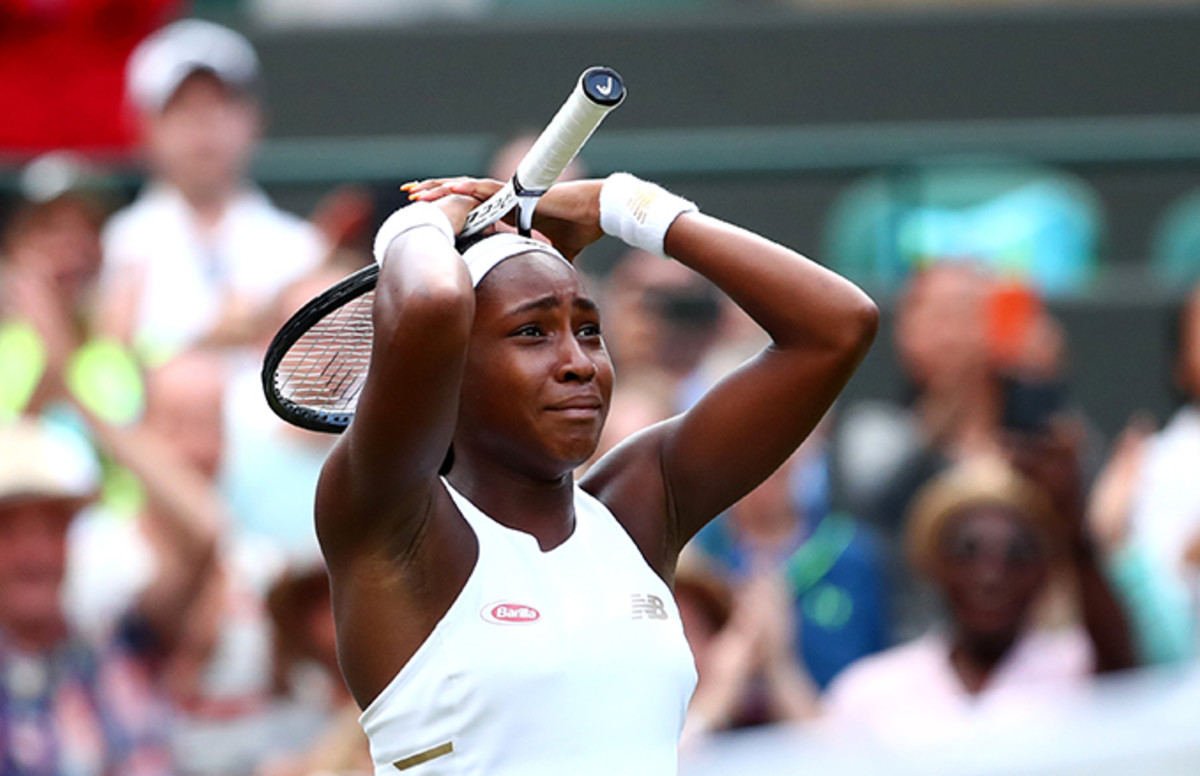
left=359, top=480, right=698, bottom=775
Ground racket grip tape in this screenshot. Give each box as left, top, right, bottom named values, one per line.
left=515, top=67, right=625, bottom=193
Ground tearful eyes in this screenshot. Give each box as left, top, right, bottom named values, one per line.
left=509, top=323, right=603, bottom=338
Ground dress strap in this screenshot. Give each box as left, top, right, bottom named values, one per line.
left=440, top=477, right=503, bottom=540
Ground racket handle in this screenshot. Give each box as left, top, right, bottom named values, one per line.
left=514, top=67, right=625, bottom=194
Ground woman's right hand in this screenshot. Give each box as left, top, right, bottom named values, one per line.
left=402, top=177, right=502, bottom=235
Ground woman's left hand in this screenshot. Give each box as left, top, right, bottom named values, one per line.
left=517, top=180, right=605, bottom=262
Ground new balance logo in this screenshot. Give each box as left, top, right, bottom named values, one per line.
left=631, top=593, right=668, bottom=620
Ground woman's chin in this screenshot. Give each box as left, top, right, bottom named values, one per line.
left=554, top=436, right=603, bottom=471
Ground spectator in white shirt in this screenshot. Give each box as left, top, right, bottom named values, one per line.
left=1103, top=287, right=1200, bottom=661
left=97, top=19, right=324, bottom=363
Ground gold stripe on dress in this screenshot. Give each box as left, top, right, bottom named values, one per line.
left=393, top=742, right=453, bottom=770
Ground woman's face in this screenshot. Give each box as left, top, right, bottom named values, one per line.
left=933, top=504, right=1048, bottom=644
left=457, top=252, right=614, bottom=478
left=896, top=265, right=989, bottom=390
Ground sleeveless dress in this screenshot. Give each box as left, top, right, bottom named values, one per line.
left=359, top=481, right=698, bottom=775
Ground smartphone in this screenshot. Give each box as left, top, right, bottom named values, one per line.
left=1001, top=375, right=1065, bottom=434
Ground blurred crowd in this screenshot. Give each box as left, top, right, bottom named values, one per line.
left=3, top=13, right=1200, bottom=776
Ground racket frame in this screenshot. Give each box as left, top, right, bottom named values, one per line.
left=261, top=263, right=380, bottom=432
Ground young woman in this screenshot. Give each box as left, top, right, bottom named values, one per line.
left=315, top=173, right=878, bottom=774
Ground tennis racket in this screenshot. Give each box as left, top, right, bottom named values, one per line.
left=262, top=67, right=625, bottom=433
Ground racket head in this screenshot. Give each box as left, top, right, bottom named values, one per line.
left=261, top=233, right=503, bottom=433
left=261, top=263, right=379, bottom=433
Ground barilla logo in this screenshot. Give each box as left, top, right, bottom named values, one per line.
left=481, top=602, right=541, bottom=625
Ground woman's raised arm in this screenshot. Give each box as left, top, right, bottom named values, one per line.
left=411, top=174, right=876, bottom=573
left=581, top=177, right=878, bottom=568
left=315, top=198, right=478, bottom=564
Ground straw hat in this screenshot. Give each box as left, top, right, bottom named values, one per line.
left=906, top=456, right=1061, bottom=576
left=0, top=418, right=100, bottom=511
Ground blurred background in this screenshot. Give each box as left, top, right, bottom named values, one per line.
left=2, top=0, right=1200, bottom=774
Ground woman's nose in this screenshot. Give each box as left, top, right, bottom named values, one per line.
left=557, top=336, right=597, bottom=382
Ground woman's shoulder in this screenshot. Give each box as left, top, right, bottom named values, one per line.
left=579, top=440, right=676, bottom=577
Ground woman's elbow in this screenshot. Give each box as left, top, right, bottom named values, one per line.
left=846, top=289, right=880, bottom=357
left=827, top=282, right=879, bottom=360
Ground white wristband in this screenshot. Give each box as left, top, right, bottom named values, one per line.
left=599, top=172, right=698, bottom=257
left=372, top=202, right=455, bottom=266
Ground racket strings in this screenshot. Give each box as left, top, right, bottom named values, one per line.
left=275, top=291, right=376, bottom=412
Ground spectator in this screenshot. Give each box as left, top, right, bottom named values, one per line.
left=695, top=429, right=889, bottom=690
left=222, top=257, right=354, bottom=551
left=822, top=455, right=1135, bottom=744
left=0, top=417, right=173, bottom=775
left=1130, top=289, right=1200, bottom=584
left=97, top=19, right=325, bottom=363
left=837, top=263, right=1071, bottom=639
left=258, top=552, right=371, bottom=776
left=1093, top=287, right=1200, bottom=663
left=65, top=348, right=304, bottom=775
left=677, top=550, right=818, bottom=750
left=1086, top=417, right=1194, bottom=665
left=141, top=351, right=292, bottom=774
left=0, top=153, right=144, bottom=426
left=836, top=263, right=997, bottom=639
left=839, top=263, right=997, bottom=523
left=600, top=248, right=724, bottom=402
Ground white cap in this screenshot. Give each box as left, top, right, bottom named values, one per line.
left=0, top=418, right=101, bottom=508
left=126, top=19, right=259, bottom=115
left=18, top=152, right=108, bottom=205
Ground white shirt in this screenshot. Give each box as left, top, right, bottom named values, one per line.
left=822, top=627, right=1093, bottom=747
left=101, top=183, right=324, bottom=358
left=1131, top=405, right=1200, bottom=582
left=359, top=481, right=698, bottom=776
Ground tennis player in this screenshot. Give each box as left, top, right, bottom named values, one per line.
left=316, top=173, right=878, bottom=774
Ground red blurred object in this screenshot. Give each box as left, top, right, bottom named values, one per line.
left=0, top=0, right=179, bottom=156
left=985, top=280, right=1043, bottom=368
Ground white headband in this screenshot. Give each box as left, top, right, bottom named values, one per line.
left=460, top=233, right=573, bottom=287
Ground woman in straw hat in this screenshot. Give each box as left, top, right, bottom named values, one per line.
left=822, top=455, right=1134, bottom=740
